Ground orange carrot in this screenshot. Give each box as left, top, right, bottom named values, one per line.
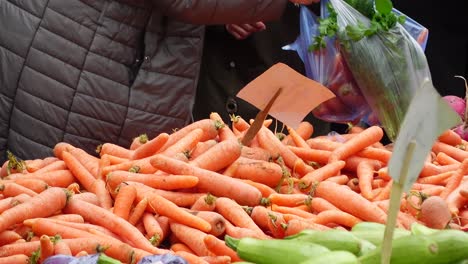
left=356, top=147, right=392, bottom=164
left=299, top=160, right=346, bottom=190
left=130, top=134, right=149, bottom=150
left=62, top=151, right=96, bottom=192
left=373, top=180, right=394, bottom=202
left=34, top=160, right=68, bottom=174
left=215, top=197, right=263, bottom=235
left=295, top=121, right=314, bottom=140
left=142, top=213, right=164, bottom=246
left=270, top=204, right=317, bottom=219
left=0, top=187, right=68, bottom=233
left=250, top=205, right=287, bottom=238
left=0, top=254, right=30, bottom=264
left=150, top=154, right=262, bottom=206
left=170, top=222, right=213, bottom=257
left=326, top=175, right=350, bottom=185
left=440, top=159, right=468, bottom=199
left=287, top=126, right=310, bottom=149
left=129, top=182, right=204, bottom=207
left=223, top=220, right=270, bottom=240
left=446, top=181, right=468, bottom=215
left=128, top=198, right=148, bottom=226
left=203, top=235, right=241, bottom=262
left=68, top=147, right=100, bottom=178
left=106, top=170, right=199, bottom=191
left=209, top=112, right=237, bottom=142
left=171, top=243, right=196, bottom=254
left=315, top=181, right=387, bottom=224
left=432, top=141, right=468, bottom=162
left=229, top=157, right=284, bottom=188
left=241, top=180, right=277, bottom=198
left=307, top=138, right=342, bottom=151
left=435, top=152, right=461, bottom=165
left=438, top=129, right=462, bottom=146
left=357, top=160, right=381, bottom=200
left=0, top=230, right=22, bottom=246
left=175, top=251, right=209, bottom=264
left=54, top=238, right=72, bottom=255
left=240, top=146, right=271, bottom=161
left=131, top=132, right=170, bottom=160
left=39, top=235, right=54, bottom=262
left=190, top=139, right=241, bottom=172
left=328, top=126, right=384, bottom=163
left=314, top=210, right=362, bottom=228
left=419, top=163, right=459, bottom=177
left=63, top=196, right=162, bottom=254
left=132, top=185, right=211, bottom=233
left=99, top=143, right=133, bottom=159
left=49, top=214, right=85, bottom=223
left=416, top=171, right=453, bottom=185
left=284, top=219, right=330, bottom=237
left=268, top=193, right=309, bottom=207
left=72, top=192, right=100, bottom=206
left=189, top=211, right=226, bottom=237
left=113, top=184, right=137, bottom=221
left=344, top=156, right=382, bottom=172
left=13, top=178, right=48, bottom=193
left=288, top=146, right=331, bottom=165
left=0, top=182, right=37, bottom=197
left=191, top=194, right=217, bottom=211
left=90, top=179, right=112, bottom=210
left=190, top=140, right=219, bottom=160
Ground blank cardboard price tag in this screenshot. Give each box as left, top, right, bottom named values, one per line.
left=236, top=63, right=335, bottom=129
left=388, top=79, right=462, bottom=191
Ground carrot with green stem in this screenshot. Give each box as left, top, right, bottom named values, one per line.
left=228, top=157, right=284, bottom=188
left=131, top=132, right=169, bottom=160
left=130, top=133, right=149, bottom=150
left=99, top=143, right=134, bottom=160
left=432, top=141, right=468, bottom=162
left=190, top=140, right=218, bottom=160
left=328, top=126, right=384, bottom=163
left=0, top=182, right=38, bottom=197
left=106, top=171, right=199, bottom=191
left=203, top=235, right=241, bottom=262
left=299, top=161, right=346, bottom=191
left=191, top=193, right=217, bottom=211
left=190, top=139, right=242, bottom=172
left=142, top=213, right=164, bottom=246
left=0, top=187, right=69, bottom=233
left=128, top=198, right=148, bottom=226
left=6, top=170, right=75, bottom=188
left=150, top=154, right=262, bottom=206
left=210, top=112, right=237, bottom=141
left=315, top=181, right=387, bottom=224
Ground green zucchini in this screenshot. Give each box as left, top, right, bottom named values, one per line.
left=299, top=251, right=359, bottom=264
left=286, top=229, right=363, bottom=255
left=225, top=235, right=330, bottom=264
left=426, top=229, right=468, bottom=264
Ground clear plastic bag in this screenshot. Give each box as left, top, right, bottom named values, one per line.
left=284, top=1, right=430, bottom=141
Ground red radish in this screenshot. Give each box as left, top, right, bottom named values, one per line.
left=447, top=76, right=468, bottom=140
left=419, top=196, right=452, bottom=229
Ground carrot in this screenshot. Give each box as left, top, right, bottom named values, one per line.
left=49, top=214, right=85, bottom=223
left=13, top=178, right=48, bottom=193
left=33, top=160, right=67, bottom=174
left=131, top=132, right=170, bottom=160
left=67, top=182, right=81, bottom=194
left=231, top=115, right=250, bottom=132
left=241, top=180, right=277, bottom=198
left=39, top=235, right=54, bottom=262
left=113, top=184, right=137, bottom=220
left=288, top=146, right=331, bottom=165
left=68, top=147, right=100, bottom=178
left=63, top=197, right=162, bottom=254
left=90, top=179, right=112, bottom=210
left=150, top=154, right=262, bottom=206
left=132, top=184, right=211, bottom=233
left=190, top=140, right=219, bottom=160
left=0, top=230, right=22, bottom=246
left=223, top=220, right=270, bottom=240
left=307, top=138, right=342, bottom=151
left=432, top=141, right=468, bottom=162
left=0, top=182, right=37, bottom=197
left=215, top=197, right=263, bottom=235
left=142, top=213, right=164, bottom=246
left=130, top=134, right=149, bottom=150
left=440, top=159, right=468, bottom=199
left=446, top=181, right=468, bottom=215
left=356, top=147, right=392, bottom=164
left=99, top=143, right=133, bottom=159
left=419, top=163, right=459, bottom=177
left=203, top=234, right=241, bottom=262
left=209, top=112, right=237, bottom=142
left=257, top=127, right=308, bottom=176
left=228, top=157, right=284, bottom=188
left=54, top=238, right=72, bottom=255
left=287, top=126, right=310, bottom=149
left=175, top=251, right=209, bottom=264
left=435, top=152, right=460, bottom=165
left=315, top=181, right=387, bottom=224
left=53, top=142, right=76, bottom=160
left=130, top=182, right=204, bottom=207
left=0, top=254, right=30, bottom=264
left=294, top=121, right=314, bottom=140
left=0, top=240, right=40, bottom=257
left=240, top=146, right=271, bottom=162
left=188, top=210, right=226, bottom=237
left=326, top=175, right=349, bottom=185
left=171, top=243, right=196, bottom=254
left=191, top=194, right=217, bottom=211
left=0, top=187, right=68, bottom=233
left=72, top=192, right=100, bottom=206
left=438, top=129, right=462, bottom=146
left=202, top=255, right=232, bottom=264
left=270, top=204, right=317, bottom=219
left=357, top=160, right=381, bottom=200
left=190, top=139, right=242, bottom=172
left=106, top=171, right=199, bottom=191
left=24, top=159, right=45, bottom=173
left=250, top=205, right=287, bottom=238
left=170, top=222, right=213, bottom=257
left=268, top=193, right=309, bottom=207
left=160, top=119, right=221, bottom=153
left=283, top=219, right=330, bottom=237
left=328, top=126, right=384, bottom=163
left=128, top=198, right=148, bottom=226
left=314, top=210, right=362, bottom=228
left=63, top=237, right=140, bottom=263
left=416, top=171, right=453, bottom=185
left=61, top=151, right=96, bottom=192
left=373, top=180, right=394, bottom=201
left=299, top=161, right=346, bottom=191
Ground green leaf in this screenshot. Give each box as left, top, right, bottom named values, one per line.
left=375, top=0, right=393, bottom=15
left=345, top=22, right=368, bottom=41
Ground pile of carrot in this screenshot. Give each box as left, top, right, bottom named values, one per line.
left=0, top=112, right=467, bottom=264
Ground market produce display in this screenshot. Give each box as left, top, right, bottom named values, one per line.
left=0, top=112, right=468, bottom=264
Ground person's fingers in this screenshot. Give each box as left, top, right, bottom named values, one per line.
left=226, top=24, right=250, bottom=40
left=252, top=22, right=267, bottom=31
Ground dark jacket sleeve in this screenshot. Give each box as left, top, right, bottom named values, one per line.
left=155, top=0, right=288, bottom=25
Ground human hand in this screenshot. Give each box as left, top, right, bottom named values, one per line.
left=225, top=22, right=266, bottom=40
